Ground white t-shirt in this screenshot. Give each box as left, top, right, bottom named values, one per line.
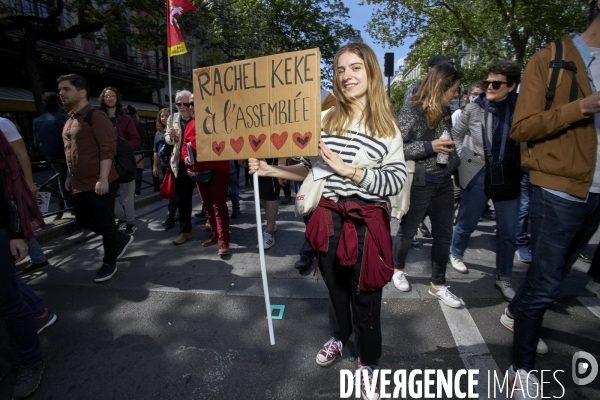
left=451, top=108, right=463, bottom=127
left=0, top=117, right=22, bottom=143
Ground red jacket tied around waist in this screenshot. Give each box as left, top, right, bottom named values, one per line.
left=306, top=197, right=394, bottom=292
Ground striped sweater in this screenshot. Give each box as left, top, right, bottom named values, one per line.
left=301, top=110, right=407, bottom=219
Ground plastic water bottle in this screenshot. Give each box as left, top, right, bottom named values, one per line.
left=436, top=130, right=451, bottom=165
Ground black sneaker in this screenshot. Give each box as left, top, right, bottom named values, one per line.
left=162, top=215, right=175, bottom=228
left=116, top=219, right=127, bottom=230
left=34, top=308, right=57, bottom=334
left=116, top=234, right=134, bottom=260
left=124, top=223, right=137, bottom=235
left=419, top=223, right=431, bottom=238
left=12, top=360, right=44, bottom=400
left=579, top=253, right=593, bottom=263
left=231, top=210, right=241, bottom=218
left=411, top=236, right=420, bottom=249
left=95, top=263, right=117, bottom=283
left=15, top=260, right=49, bottom=276
left=195, top=211, right=206, bottom=219
left=482, top=209, right=496, bottom=221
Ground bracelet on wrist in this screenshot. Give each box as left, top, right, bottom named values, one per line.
left=350, top=168, right=357, bottom=180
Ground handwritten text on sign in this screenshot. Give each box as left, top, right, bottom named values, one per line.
left=192, top=48, right=321, bottom=161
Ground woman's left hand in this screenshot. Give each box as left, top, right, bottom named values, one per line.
left=319, top=139, right=353, bottom=178
left=184, top=156, right=192, bottom=166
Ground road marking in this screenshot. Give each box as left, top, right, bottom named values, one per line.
left=439, top=303, right=503, bottom=400
left=577, top=296, right=600, bottom=319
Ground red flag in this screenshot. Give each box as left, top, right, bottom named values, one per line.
left=167, top=0, right=196, bottom=57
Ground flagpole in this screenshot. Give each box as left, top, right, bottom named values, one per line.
left=167, top=55, right=173, bottom=128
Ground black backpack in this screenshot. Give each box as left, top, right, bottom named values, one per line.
left=84, top=108, right=137, bottom=183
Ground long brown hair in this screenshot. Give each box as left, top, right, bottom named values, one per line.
left=156, top=108, right=170, bottom=131
left=409, top=63, right=462, bottom=129
left=98, top=86, right=124, bottom=115
left=323, top=43, right=398, bottom=139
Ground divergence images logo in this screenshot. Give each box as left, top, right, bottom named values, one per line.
left=572, top=351, right=598, bottom=386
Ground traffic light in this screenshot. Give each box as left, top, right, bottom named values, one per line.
left=384, top=53, right=394, bottom=77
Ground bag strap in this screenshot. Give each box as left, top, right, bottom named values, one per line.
left=83, top=107, right=96, bottom=127
left=545, top=40, right=579, bottom=111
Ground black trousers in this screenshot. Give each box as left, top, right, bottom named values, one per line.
left=589, top=243, right=600, bottom=281
left=317, top=204, right=382, bottom=365
left=176, top=162, right=195, bottom=233
left=394, top=180, right=454, bottom=285
left=71, top=180, right=123, bottom=265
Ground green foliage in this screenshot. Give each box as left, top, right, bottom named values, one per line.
left=364, top=0, right=589, bottom=80
left=390, top=79, right=414, bottom=112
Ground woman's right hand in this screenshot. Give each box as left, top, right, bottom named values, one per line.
left=248, top=158, right=269, bottom=176
left=152, top=166, right=158, bottom=177
left=431, top=138, right=455, bottom=154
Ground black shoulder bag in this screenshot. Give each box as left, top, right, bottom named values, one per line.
left=482, top=103, right=522, bottom=201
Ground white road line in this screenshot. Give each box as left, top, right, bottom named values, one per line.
left=439, top=303, right=503, bottom=400
left=577, top=296, right=600, bottom=319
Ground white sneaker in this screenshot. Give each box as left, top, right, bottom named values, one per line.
left=586, top=279, right=600, bottom=298
left=500, top=308, right=549, bottom=355
left=392, top=270, right=410, bottom=292
left=449, top=255, right=468, bottom=273
left=256, top=231, right=275, bottom=249
left=507, top=365, right=540, bottom=399
left=495, top=280, right=516, bottom=301
left=429, top=285, right=463, bottom=308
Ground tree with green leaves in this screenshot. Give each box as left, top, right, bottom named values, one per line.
left=364, top=0, right=589, bottom=83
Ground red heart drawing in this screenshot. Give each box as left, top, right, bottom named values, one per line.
left=249, top=134, right=267, bottom=152
left=292, top=131, right=312, bottom=149
left=270, top=131, right=288, bottom=151
left=230, top=137, right=244, bottom=154
left=212, top=141, right=225, bottom=156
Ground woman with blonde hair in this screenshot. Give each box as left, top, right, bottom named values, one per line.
left=392, top=63, right=463, bottom=308
left=249, top=42, right=406, bottom=400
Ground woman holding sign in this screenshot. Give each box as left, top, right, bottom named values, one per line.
left=249, top=43, right=406, bottom=400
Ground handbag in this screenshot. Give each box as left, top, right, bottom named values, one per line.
left=395, top=160, right=415, bottom=219
left=187, top=170, right=212, bottom=183
left=160, top=168, right=177, bottom=199
left=294, top=169, right=327, bottom=217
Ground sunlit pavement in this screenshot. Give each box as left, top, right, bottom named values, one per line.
left=3, top=181, right=599, bottom=399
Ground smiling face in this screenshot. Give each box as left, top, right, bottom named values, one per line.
left=336, top=51, right=369, bottom=105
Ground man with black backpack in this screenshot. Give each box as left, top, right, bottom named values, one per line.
left=503, top=5, right=600, bottom=397
left=58, top=74, right=134, bottom=283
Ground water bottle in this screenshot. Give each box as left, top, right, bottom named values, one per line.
left=436, top=130, right=451, bottom=165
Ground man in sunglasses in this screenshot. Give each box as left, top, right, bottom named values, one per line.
left=507, top=4, right=600, bottom=397
left=164, top=89, right=196, bottom=245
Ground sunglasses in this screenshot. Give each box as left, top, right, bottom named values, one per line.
left=176, top=102, right=194, bottom=107
left=482, top=80, right=508, bottom=90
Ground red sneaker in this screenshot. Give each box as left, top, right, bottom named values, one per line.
left=357, top=358, right=379, bottom=400
left=315, top=337, right=345, bottom=367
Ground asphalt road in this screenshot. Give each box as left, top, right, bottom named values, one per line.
left=1, top=183, right=599, bottom=400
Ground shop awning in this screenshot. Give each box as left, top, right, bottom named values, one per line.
left=0, top=87, right=161, bottom=119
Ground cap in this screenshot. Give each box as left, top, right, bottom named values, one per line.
left=427, top=55, right=453, bottom=67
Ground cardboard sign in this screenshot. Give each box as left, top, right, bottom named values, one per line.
left=192, top=48, right=321, bottom=161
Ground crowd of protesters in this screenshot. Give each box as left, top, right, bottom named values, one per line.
left=3, top=12, right=600, bottom=398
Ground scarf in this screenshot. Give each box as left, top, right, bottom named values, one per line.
left=0, top=130, right=45, bottom=242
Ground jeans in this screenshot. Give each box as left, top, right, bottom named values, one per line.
left=50, top=162, right=72, bottom=208
left=450, top=171, right=519, bottom=280
left=516, top=168, right=532, bottom=249
left=27, top=238, right=47, bottom=264
left=198, top=170, right=230, bottom=244
left=509, top=187, right=600, bottom=371
left=0, top=229, right=42, bottom=366
left=176, top=162, right=196, bottom=233
left=17, top=277, right=45, bottom=317
left=394, top=180, right=454, bottom=285
left=114, top=180, right=136, bottom=224
left=72, top=180, right=124, bottom=265
left=228, top=160, right=240, bottom=211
